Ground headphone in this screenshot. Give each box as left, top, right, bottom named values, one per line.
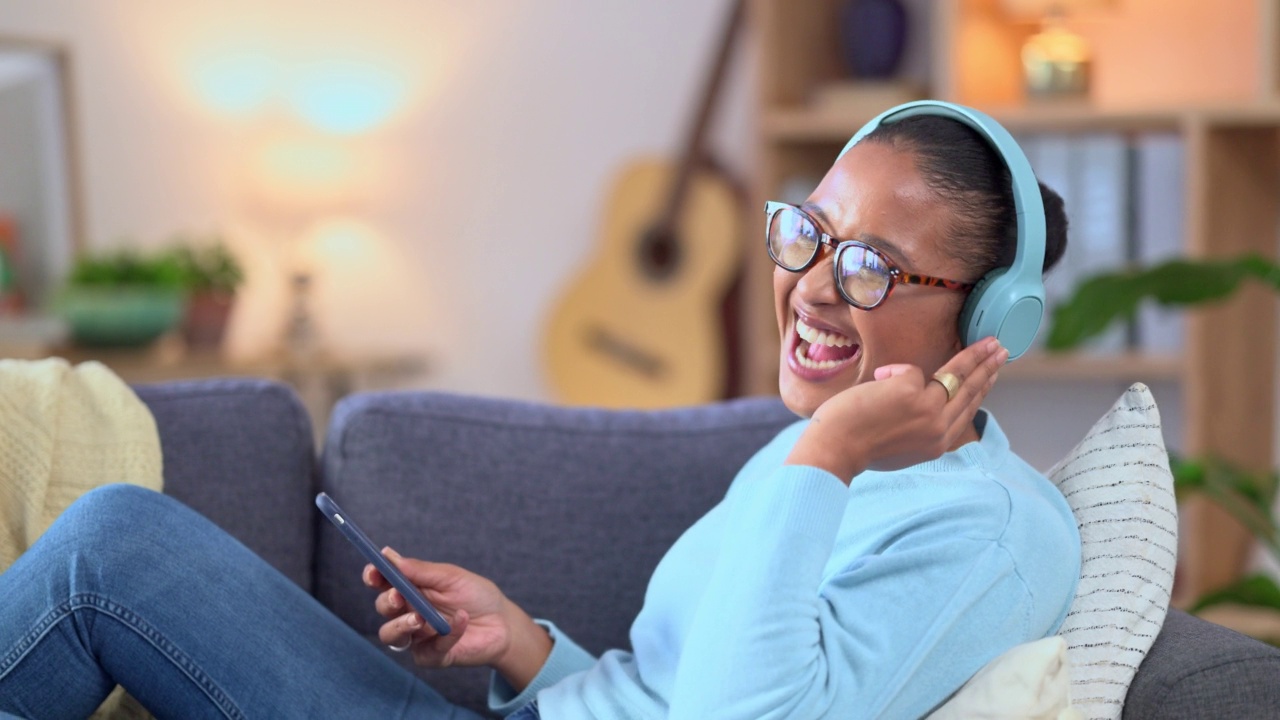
left=837, top=100, right=1047, bottom=360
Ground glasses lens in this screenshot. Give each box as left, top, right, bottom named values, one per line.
left=768, top=207, right=819, bottom=270
left=837, top=244, right=891, bottom=307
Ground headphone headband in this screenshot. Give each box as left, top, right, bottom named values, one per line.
left=836, top=100, right=1048, bottom=359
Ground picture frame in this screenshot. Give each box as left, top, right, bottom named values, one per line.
left=0, top=35, right=84, bottom=315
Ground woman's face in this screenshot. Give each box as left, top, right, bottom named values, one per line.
left=774, top=141, right=974, bottom=418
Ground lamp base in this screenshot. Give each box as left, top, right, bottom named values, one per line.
left=1022, top=22, right=1092, bottom=100
left=1025, top=57, right=1091, bottom=99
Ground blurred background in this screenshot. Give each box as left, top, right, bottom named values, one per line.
left=1, top=0, right=1279, bottom=633
left=0, top=0, right=756, bottom=399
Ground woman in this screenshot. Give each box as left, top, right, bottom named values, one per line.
left=0, top=104, right=1077, bottom=720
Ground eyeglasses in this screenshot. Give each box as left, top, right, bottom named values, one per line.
left=764, top=201, right=975, bottom=310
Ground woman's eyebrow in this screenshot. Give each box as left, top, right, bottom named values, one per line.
left=801, top=201, right=836, bottom=230
left=855, top=231, right=913, bottom=267
left=801, top=201, right=913, bottom=267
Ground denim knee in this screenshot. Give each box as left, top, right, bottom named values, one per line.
left=40, top=484, right=179, bottom=562
left=59, top=483, right=169, bottom=532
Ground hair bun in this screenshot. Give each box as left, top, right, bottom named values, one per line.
left=1039, top=181, right=1069, bottom=274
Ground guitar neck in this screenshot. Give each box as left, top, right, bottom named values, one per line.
left=656, top=0, right=746, bottom=234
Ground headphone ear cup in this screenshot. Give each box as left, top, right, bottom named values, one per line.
left=958, top=272, right=993, bottom=348
left=958, top=269, right=1045, bottom=359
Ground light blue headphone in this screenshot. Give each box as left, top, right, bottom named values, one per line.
left=838, top=100, right=1047, bottom=360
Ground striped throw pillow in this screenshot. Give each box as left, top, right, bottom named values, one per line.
left=1046, top=383, right=1178, bottom=720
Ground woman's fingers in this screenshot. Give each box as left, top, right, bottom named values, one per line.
left=413, top=610, right=470, bottom=668
left=949, top=358, right=1001, bottom=446
left=383, top=549, right=458, bottom=592
left=363, top=563, right=389, bottom=589
left=368, top=549, right=450, bottom=618
left=378, top=610, right=428, bottom=648
left=375, top=588, right=405, bottom=617
left=935, top=337, right=1006, bottom=415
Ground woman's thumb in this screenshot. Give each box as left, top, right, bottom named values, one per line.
left=874, top=364, right=914, bottom=381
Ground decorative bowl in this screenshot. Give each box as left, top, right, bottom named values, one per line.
left=56, top=286, right=187, bottom=347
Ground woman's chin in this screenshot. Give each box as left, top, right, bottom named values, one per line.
left=779, top=372, right=841, bottom=418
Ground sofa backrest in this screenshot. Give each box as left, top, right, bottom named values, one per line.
left=136, top=378, right=317, bottom=591
left=317, top=390, right=798, bottom=711
left=1123, top=608, right=1280, bottom=719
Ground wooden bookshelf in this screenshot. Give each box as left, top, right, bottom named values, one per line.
left=746, top=0, right=1280, bottom=609
left=1001, top=352, right=1184, bottom=382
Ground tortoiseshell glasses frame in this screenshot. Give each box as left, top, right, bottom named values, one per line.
left=764, top=201, right=975, bottom=310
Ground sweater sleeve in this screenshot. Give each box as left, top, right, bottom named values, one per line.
left=488, top=620, right=597, bottom=717
left=668, top=464, right=1035, bottom=720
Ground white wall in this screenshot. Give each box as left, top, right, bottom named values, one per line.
left=0, top=0, right=757, bottom=400
left=0, top=1, right=1211, bottom=473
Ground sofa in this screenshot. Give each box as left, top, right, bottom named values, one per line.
left=134, top=378, right=1280, bottom=718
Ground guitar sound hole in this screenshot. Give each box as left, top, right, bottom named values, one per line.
left=638, top=227, right=682, bottom=282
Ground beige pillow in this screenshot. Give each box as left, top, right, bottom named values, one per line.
left=1046, top=383, right=1178, bottom=720
left=929, top=384, right=1175, bottom=720
left=926, top=637, right=1081, bottom=720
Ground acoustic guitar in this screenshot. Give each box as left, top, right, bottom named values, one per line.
left=543, top=0, right=745, bottom=409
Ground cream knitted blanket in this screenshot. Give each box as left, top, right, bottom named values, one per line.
left=0, top=357, right=163, bottom=719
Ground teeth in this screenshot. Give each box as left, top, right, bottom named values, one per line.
left=795, top=318, right=854, bottom=348
left=794, top=345, right=845, bottom=370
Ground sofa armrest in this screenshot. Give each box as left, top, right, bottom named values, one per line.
left=1123, top=608, right=1280, bottom=719
left=317, top=390, right=797, bottom=712
left=135, top=378, right=317, bottom=591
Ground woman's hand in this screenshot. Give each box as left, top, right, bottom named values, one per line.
left=785, top=336, right=1008, bottom=482
left=364, top=548, right=552, bottom=691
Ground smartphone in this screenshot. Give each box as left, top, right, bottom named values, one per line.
left=315, top=492, right=451, bottom=636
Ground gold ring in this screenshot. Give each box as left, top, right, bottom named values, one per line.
left=931, top=371, right=960, bottom=402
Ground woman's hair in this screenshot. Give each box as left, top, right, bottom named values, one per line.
left=863, top=116, right=1068, bottom=279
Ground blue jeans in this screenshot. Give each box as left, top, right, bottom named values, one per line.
left=0, top=484, right=494, bottom=719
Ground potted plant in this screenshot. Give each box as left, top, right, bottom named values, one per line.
left=172, top=238, right=244, bottom=350
left=1047, top=254, right=1280, bottom=643
left=57, top=249, right=188, bottom=347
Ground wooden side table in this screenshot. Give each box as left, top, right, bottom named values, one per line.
left=49, top=339, right=429, bottom=440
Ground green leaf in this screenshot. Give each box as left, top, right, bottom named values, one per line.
left=1045, top=272, right=1142, bottom=349
left=1045, top=254, right=1280, bottom=351
left=1174, top=452, right=1280, bottom=561
left=66, top=239, right=243, bottom=293
left=1169, top=452, right=1206, bottom=503
left=169, top=238, right=244, bottom=293
left=1190, top=573, right=1280, bottom=613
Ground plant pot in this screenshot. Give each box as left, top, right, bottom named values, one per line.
left=183, top=290, right=236, bottom=350
left=56, top=286, right=187, bottom=348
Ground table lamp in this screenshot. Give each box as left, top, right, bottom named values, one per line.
left=1002, top=0, right=1115, bottom=99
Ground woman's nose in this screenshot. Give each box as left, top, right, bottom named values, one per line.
left=794, top=248, right=842, bottom=306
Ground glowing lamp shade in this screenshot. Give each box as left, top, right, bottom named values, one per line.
left=999, top=0, right=1117, bottom=99
left=301, top=217, right=377, bottom=267
left=290, top=216, right=422, bottom=353
left=245, top=136, right=363, bottom=210
left=191, top=49, right=278, bottom=116
left=999, top=0, right=1115, bottom=17
left=259, top=139, right=354, bottom=187
left=291, top=60, right=406, bottom=134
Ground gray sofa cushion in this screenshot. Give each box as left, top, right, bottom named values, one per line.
left=317, top=391, right=798, bottom=712
left=1123, top=607, right=1280, bottom=719
left=136, top=378, right=317, bottom=591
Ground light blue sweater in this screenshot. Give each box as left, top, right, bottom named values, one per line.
left=490, top=411, right=1080, bottom=719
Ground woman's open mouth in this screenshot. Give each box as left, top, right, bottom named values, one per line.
left=788, top=316, right=860, bottom=380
